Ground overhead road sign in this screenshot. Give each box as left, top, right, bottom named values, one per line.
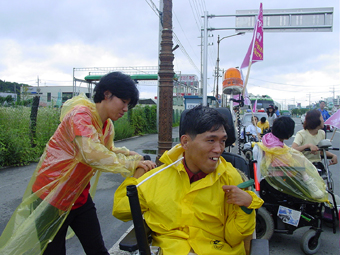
left=207, top=7, right=333, bottom=32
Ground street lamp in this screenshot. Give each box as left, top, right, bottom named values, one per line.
left=215, top=32, right=245, bottom=102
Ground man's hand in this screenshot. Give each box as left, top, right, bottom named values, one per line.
left=222, top=185, right=252, bottom=207
left=133, top=160, right=156, bottom=178
left=329, top=154, right=338, bottom=166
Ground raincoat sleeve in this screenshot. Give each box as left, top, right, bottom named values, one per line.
left=110, top=146, right=131, bottom=156
left=74, top=136, right=141, bottom=175
left=224, top=191, right=262, bottom=247
left=72, top=109, right=142, bottom=176
left=112, top=177, right=148, bottom=221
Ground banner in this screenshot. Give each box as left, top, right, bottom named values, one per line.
left=325, top=109, right=340, bottom=129
left=240, top=3, right=264, bottom=69
left=253, top=99, right=258, bottom=112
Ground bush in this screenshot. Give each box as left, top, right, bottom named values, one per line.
left=0, top=107, right=41, bottom=166
left=0, top=104, right=158, bottom=167
left=114, top=115, right=135, bottom=141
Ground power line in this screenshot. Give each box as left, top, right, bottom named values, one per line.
left=173, top=32, right=200, bottom=74
left=188, top=0, right=202, bottom=31
left=143, top=0, right=201, bottom=76
left=144, top=0, right=160, bottom=16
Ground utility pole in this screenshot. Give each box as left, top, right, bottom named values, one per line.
left=306, top=93, right=311, bottom=109
left=30, top=76, right=40, bottom=147
left=157, top=0, right=174, bottom=165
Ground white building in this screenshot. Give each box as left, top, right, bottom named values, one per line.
left=20, top=86, right=92, bottom=107
left=0, top=92, right=17, bottom=101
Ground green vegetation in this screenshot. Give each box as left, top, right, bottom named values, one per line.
left=290, top=108, right=310, bottom=116
left=0, top=104, right=182, bottom=167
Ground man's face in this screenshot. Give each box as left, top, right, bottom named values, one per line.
left=181, top=126, right=227, bottom=174
left=320, top=102, right=325, bottom=110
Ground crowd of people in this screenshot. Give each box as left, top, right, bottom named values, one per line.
left=242, top=102, right=337, bottom=201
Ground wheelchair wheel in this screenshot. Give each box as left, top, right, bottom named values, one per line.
left=244, top=150, right=253, bottom=161
left=300, top=229, right=321, bottom=254
left=256, top=207, right=274, bottom=240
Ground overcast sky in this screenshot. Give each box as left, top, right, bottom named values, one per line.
left=0, top=0, right=339, bottom=108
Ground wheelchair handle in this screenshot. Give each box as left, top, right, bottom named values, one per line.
left=143, top=155, right=151, bottom=160
left=126, top=185, right=151, bottom=255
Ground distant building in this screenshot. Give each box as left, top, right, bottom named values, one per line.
left=287, top=104, right=296, bottom=111
left=20, top=86, right=92, bottom=107
left=0, top=92, right=17, bottom=101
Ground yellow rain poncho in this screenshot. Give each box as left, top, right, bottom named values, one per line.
left=257, top=141, right=328, bottom=203
left=0, top=94, right=141, bottom=254
left=113, top=144, right=263, bottom=255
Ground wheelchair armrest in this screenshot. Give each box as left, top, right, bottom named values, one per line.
left=119, top=223, right=152, bottom=252
left=249, top=239, right=269, bottom=255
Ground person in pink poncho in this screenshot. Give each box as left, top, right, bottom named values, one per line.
left=254, top=116, right=327, bottom=201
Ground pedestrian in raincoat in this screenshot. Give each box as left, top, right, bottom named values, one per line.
left=0, top=72, right=156, bottom=255
left=113, top=105, right=263, bottom=255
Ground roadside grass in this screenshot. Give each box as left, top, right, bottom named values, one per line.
left=0, top=104, right=173, bottom=167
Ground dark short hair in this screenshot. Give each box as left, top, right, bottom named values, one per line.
left=260, top=117, right=266, bottom=123
left=180, top=105, right=228, bottom=138
left=272, top=116, right=295, bottom=139
left=303, top=110, right=321, bottom=130
left=93, top=72, right=139, bottom=109
left=320, top=100, right=325, bottom=104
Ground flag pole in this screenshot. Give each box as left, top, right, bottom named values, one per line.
left=329, top=128, right=337, bottom=142
left=242, top=61, right=253, bottom=97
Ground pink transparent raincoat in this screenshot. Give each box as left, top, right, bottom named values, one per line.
left=256, top=141, right=328, bottom=203
left=0, top=94, right=141, bottom=254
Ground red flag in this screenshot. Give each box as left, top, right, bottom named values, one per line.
left=240, top=3, right=264, bottom=69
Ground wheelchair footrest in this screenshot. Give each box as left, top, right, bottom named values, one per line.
left=119, top=228, right=139, bottom=252
left=119, top=225, right=153, bottom=252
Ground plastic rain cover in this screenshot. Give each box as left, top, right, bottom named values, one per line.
left=257, top=142, right=328, bottom=203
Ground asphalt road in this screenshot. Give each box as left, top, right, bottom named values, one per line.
left=1, top=118, right=339, bottom=254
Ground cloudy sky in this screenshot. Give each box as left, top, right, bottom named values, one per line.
left=0, top=0, right=339, bottom=108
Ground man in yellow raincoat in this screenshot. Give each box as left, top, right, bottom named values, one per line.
left=0, top=72, right=155, bottom=255
left=113, top=105, right=263, bottom=255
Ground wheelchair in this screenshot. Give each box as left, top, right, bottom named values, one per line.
left=117, top=107, right=269, bottom=255
left=250, top=141, right=338, bottom=255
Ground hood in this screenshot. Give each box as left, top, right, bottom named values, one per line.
left=60, top=93, right=102, bottom=126
left=262, top=133, right=284, bottom=148
left=159, top=144, right=185, bottom=165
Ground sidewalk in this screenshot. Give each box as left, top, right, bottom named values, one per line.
left=115, top=126, right=180, bottom=163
